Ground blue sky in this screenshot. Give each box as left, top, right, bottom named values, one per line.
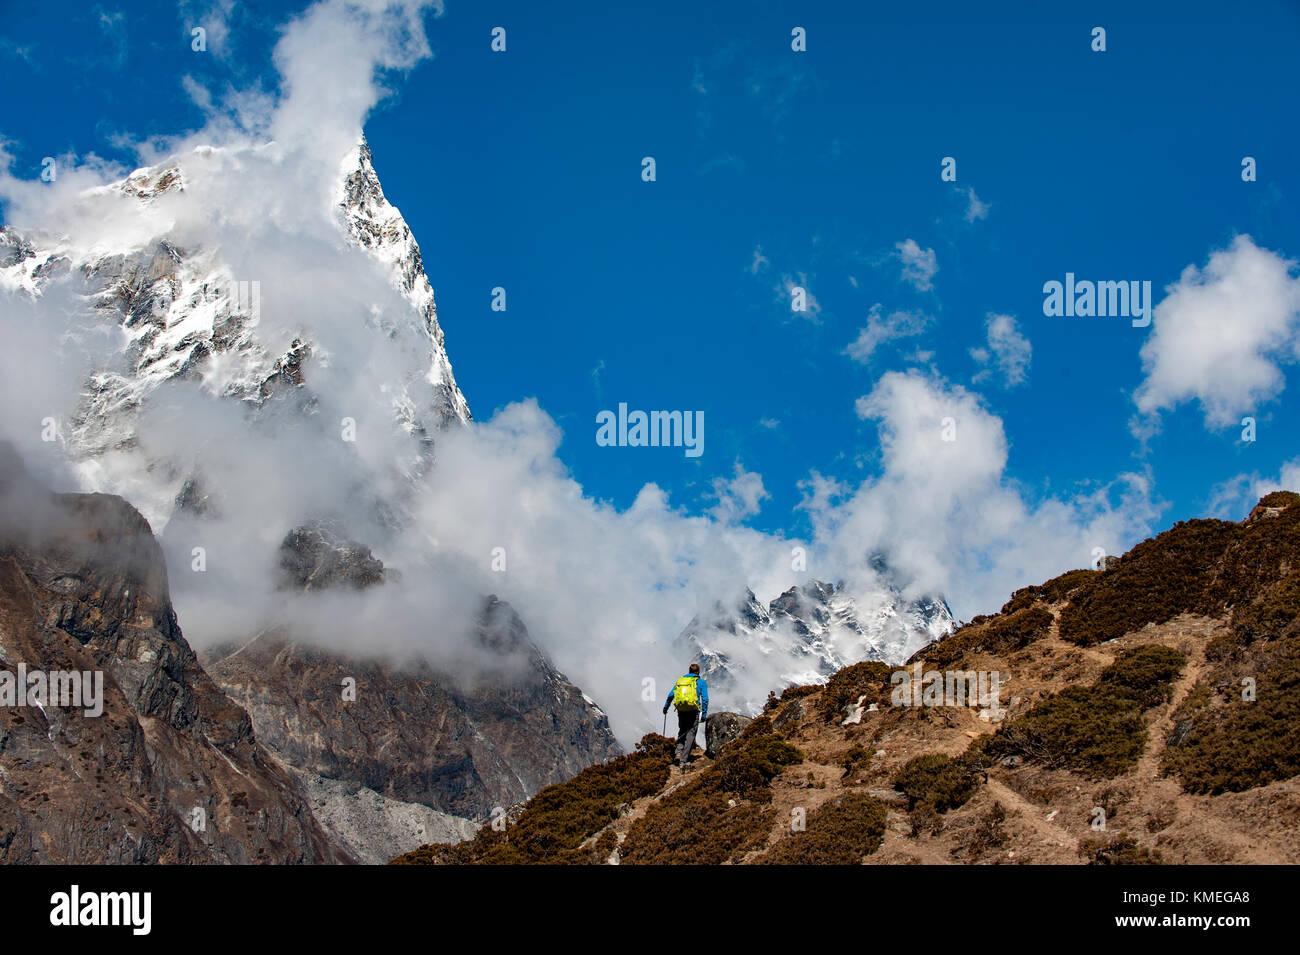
left=3, top=0, right=1299, bottom=551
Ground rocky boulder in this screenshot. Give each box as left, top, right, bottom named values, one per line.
left=277, top=522, right=385, bottom=591
left=705, top=711, right=752, bottom=757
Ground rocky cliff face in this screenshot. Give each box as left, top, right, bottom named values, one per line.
left=204, top=546, right=622, bottom=825
left=0, top=440, right=617, bottom=864
left=0, top=444, right=348, bottom=863
left=194, top=522, right=620, bottom=860
left=337, top=139, right=470, bottom=430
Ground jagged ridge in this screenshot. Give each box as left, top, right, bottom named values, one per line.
left=679, top=577, right=955, bottom=712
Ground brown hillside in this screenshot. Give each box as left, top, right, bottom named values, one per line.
left=392, top=492, right=1300, bottom=865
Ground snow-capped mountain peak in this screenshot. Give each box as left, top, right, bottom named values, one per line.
left=1, top=137, right=470, bottom=531
left=678, top=576, right=956, bottom=713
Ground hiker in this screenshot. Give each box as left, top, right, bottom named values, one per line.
left=663, top=663, right=709, bottom=767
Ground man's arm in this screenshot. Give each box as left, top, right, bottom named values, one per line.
left=664, top=685, right=675, bottom=710
left=700, top=679, right=709, bottom=718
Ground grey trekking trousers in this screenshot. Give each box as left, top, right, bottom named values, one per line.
left=675, top=707, right=701, bottom=764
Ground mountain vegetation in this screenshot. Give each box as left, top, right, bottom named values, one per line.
left=393, top=491, right=1300, bottom=865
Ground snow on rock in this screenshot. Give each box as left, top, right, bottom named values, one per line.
left=678, top=573, right=956, bottom=714
left=0, top=137, right=470, bottom=531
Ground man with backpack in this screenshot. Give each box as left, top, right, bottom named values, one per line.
left=662, top=663, right=709, bottom=768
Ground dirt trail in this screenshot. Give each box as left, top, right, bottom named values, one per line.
left=983, top=777, right=1080, bottom=857
left=1135, top=620, right=1209, bottom=782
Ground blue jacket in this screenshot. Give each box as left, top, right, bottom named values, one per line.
left=665, top=674, right=708, bottom=717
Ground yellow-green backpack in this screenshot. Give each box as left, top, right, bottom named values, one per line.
left=674, top=675, right=700, bottom=710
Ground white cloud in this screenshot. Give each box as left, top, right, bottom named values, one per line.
left=1207, top=456, right=1300, bottom=519
left=970, top=312, right=1031, bottom=387
left=180, top=74, right=215, bottom=113
left=94, top=6, right=128, bottom=68
left=844, top=304, right=931, bottom=364
left=779, top=271, right=820, bottom=321
left=1134, top=235, right=1300, bottom=431
left=707, top=462, right=770, bottom=523
left=895, top=238, right=938, bottom=292
left=964, top=187, right=989, bottom=223
left=812, top=371, right=1160, bottom=616
left=179, top=0, right=237, bottom=60
left=270, top=0, right=440, bottom=172
left=745, top=247, right=821, bottom=321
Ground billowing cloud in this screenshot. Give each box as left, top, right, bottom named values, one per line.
left=708, top=462, right=769, bottom=523
left=818, top=371, right=1160, bottom=615
left=1134, top=235, right=1300, bottom=431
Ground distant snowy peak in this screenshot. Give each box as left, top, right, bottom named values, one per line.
left=336, top=138, right=470, bottom=426
left=678, top=577, right=956, bottom=712
left=0, top=137, right=470, bottom=528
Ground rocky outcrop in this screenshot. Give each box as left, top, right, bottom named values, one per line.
left=704, top=712, right=752, bottom=757
left=277, top=522, right=386, bottom=592
left=0, top=444, right=348, bottom=863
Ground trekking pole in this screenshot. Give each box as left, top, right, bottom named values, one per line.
left=663, top=711, right=667, bottom=737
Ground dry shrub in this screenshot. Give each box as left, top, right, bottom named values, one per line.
left=1164, top=634, right=1300, bottom=793
left=841, top=743, right=873, bottom=781
left=759, top=792, right=887, bottom=864
left=1057, top=520, right=1238, bottom=646
left=923, top=605, right=1054, bottom=669
left=818, top=660, right=894, bottom=722
left=893, top=752, right=984, bottom=813
left=955, top=800, right=1008, bottom=859
left=986, top=645, right=1184, bottom=778
left=1083, top=832, right=1165, bottom=865
left=1001, top=568, right=1099, bottom=615
left=618, top=724, right=803, bottom=865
